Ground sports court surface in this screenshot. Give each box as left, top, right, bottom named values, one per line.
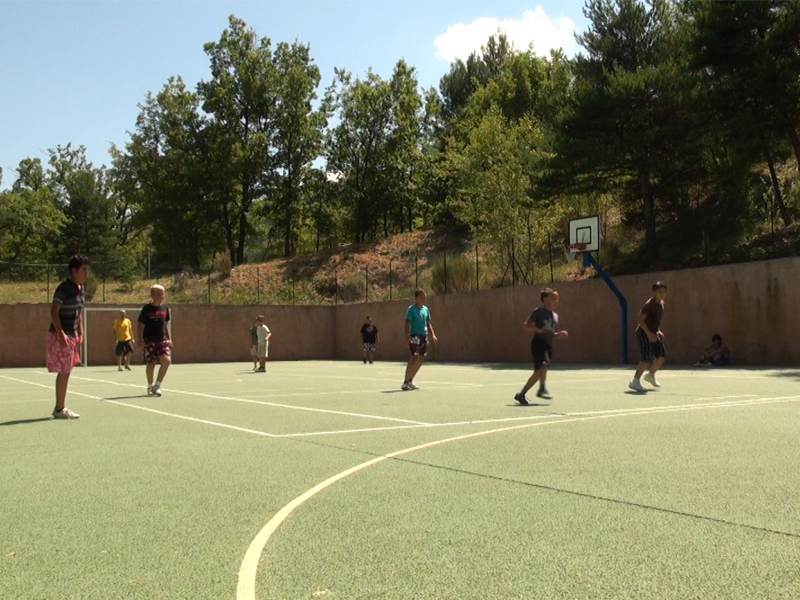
left=2, top=361, right=799, bottom=600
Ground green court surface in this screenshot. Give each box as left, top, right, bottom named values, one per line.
left=2, top=361, right=799, bottom=600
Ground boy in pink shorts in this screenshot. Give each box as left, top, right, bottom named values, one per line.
left=47, top=255, right=90, bottom=419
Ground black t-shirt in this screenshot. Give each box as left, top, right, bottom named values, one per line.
left=360, top=324, right=378, bottom=344
left=640, top=298, right=664, bottom=333
left=49, top=279, right=84, bottom=337
left=138, top=303, right=171, bottom=343
left=529, top=307, right=558, bottom=343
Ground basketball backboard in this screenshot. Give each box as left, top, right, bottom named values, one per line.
left=569, top=215, right=600, bottom=253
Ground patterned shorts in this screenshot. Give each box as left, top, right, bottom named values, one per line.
left=362, top=342, right=376, bottom=353
left=409, top=335, right=428, bottom=357
left=47, top=331, right=81, bottom=374
left=144, top=340, right=172, bottom=365
left=636, top=328, right=666, bottom=363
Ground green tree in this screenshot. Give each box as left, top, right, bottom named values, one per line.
left=550, top=0, right=695, bottom=259
left=198, top=15, right=278, bottom=265
left=270, top=41, right=329, bottom=257
left=326, top=69, right=394, bottom=243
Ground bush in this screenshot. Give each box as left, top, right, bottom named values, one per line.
left=430, top=254, right=475, bottom=294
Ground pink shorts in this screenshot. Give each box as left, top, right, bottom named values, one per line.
left=47, top=331, right=81, bottom=374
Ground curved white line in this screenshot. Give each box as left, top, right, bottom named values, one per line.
left=235, top=394, right=800, bottom=600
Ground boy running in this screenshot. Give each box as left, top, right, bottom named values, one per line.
left=138, top=284, right=172, bottom=397
left=360, top=316, right=378, bottom=364
left=255, top=315, right=271, bottom=373
left=515, top=288, right=568, bottom=404
left=113, top=309, right=135, bottom=371
left=47, top=254, right=90, bottom=419
left=629, top=281, right=668, bottom=393
left=402, top=290, right=438, bottom=391
left=248, top=319, right=259, bottom=371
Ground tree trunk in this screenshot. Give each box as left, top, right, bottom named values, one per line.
left=765, top=147, right=792, bottom=226
left=640, top=171, right=657, bottom=259
left=788, top=127, right=800, bottom=173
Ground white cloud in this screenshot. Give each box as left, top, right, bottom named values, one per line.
left=434, top=6, right=578, bottom=63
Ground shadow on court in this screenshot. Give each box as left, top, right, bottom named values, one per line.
left=0, top=417, right=53, bottom=426
left=766, top=370, right=800, bottom=381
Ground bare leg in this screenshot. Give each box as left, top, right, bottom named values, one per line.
left=368, top=350, right=375, bottom=363
left=407, top=356, right=425, bottom=382
left=650, top=357, right=665, bottom=375
left=54, top=372, right=70, bottom=411
left=156, top=356, right=171, bottom=384
left=520, top=370, right=541, bottom=396
left=117, top=355, right=123, bottom=370
left=634, top=362, right=650, bottom=380
left=404, top=356, right=423, bottom=382
left=146, top=363, right=156, bottom=387
left=539, top=367, right=549, bottom=390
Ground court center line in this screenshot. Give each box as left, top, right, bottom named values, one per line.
left=43, top=374, right=434, bottom=426
left=235, top=393, right=800, bottom=600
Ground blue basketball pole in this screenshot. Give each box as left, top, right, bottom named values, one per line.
left=583, top=252, right=628, bottom=364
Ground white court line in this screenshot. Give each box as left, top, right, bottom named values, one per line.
left=235, top=393, right=800, bottom=600
left=0, top=374, right=278, bottom=438
left=35, top=374, right=433, bottom=427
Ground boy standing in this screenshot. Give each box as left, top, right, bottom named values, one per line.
left=249, top=319, right=259, bottom=371
left=113, top=309, right=135, bottom=371
left=47, top=255, right=90, bottom=419
left=360, top=316, right=378, bottom=364
left=629, top=281, right=668, bottom=393
left=402, top=290, right=438, bottom=391
left=255, top=315, right=271, bottom=373
left=515, top=288, right=568, bottom=404
left=138, top=285, right=172, bottom=397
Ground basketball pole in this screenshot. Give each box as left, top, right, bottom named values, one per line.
left=583, top=252, right=629, bottom=365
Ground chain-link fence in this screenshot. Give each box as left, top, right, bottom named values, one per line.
left=0, top=236, right=578, bottom=305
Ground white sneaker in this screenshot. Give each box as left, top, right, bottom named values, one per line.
left=628, top=379, right=646, bottom=393
left=644, top=373, right=661, bottom=388
left=151, top=383, right=162, bottom=397
left=408, top=382, right=419, bottom=390
left=401, top=382, right=411, bottom=391
left=52, top=407, right=80, bottom=419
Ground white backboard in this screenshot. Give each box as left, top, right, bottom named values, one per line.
left=569, top=215, right=600, bottom=253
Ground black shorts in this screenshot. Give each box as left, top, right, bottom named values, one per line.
left=531, top=336, right=553, bottom=371
left=409, top=335, right=428, bottom=356
left=636, top=328, right=666, bottom=363
left=115, top=341, right=134, bottom=357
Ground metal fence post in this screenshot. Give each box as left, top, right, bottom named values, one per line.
left=256, top=266, right=260, bottom=303
left=102, top=275, right=106, bottom=303
left=547, top=232, right=554, bottom=283
left=365, top=266, right=369, bottom=302
left=415, top=255, right=419, bottom=289
left=443, top=251, right=448, bottom=294
left=511, top=239, right=516, bottom=287
left=334, top=268, right=338, bottom=305
left=475, top=244, right=479, bottom=291
left=389, top=259, right=393, bottom=301
left=291, top=277, right=295, bottom=305
left=46, top=266, right=50, bottom=302
left=207, top=267, right=212, bottom=304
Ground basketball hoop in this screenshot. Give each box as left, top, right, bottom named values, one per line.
left=569, top=242, right=588, bottom=255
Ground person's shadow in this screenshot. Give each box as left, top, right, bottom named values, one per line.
left=0, top=417, right=53, bottom=426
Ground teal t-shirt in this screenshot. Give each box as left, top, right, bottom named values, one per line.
left=406, top=304, right=430, bottom=336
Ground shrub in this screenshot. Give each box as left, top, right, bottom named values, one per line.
left=430, top=254, right=475, bottom=294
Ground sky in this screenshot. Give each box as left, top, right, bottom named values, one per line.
left=0, top=0, right=588, bottom=183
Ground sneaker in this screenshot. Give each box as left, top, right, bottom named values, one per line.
left=52, top=408, right=80, bottom=419
left=644, top=373, right=661, bottom=388
left=514, top=393, right=529, bottom=406
left=124, top=365, right=131, bottom=371
left=401, top=382, right=412, bottom=391
left=363, top=359, right=367, bottom=364
left=537, top=388, right=553, bottom=400
left=408, top=382, right=419, bottom=390
left=118, top=367, right=123, bottom=372
left=628, top=379, right=646, bottom=393
left=257, top=367, right=266, bottom=373
left=151, top=383, right=162, bottom=397
left=369, top=360, right=373, bottom=364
